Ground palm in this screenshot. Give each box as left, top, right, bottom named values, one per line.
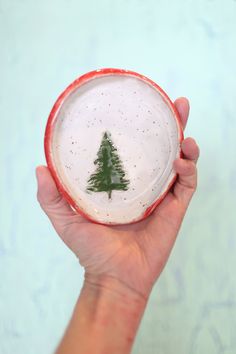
left=57, top=192, right=180, bottom=296
left=37, top=98, right=199, bottom=298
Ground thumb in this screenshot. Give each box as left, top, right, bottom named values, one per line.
left=36, top=165, right=63, bottom=206
left=36, top=165, right=80, bottom=235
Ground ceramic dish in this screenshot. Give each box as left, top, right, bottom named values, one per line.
left=44, top=68, right=183, bottom=225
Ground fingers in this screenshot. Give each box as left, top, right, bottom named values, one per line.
left=181, top=137, right=200, bottom=162
left=173, top=137, right=200, bottom=206
left=172, top=97, right=199, bottom=206
left=173, top=158, right=196, bottom=188
left=174, top=97, right=190, bottom=131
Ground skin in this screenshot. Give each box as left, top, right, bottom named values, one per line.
left=36, top=97, right=199, bottom=354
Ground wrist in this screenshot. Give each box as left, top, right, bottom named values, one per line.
left=84, top=272, right=149, bottom=303
left=79, top=272, right=148, bottom=354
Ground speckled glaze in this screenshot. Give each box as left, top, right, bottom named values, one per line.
left=45, top=68, right=183, bottom=224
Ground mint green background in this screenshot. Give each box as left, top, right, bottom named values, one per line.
left=1, top=1, right=236, bottom=353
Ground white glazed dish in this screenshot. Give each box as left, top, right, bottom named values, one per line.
left=44, top=68, right=183, bottom=225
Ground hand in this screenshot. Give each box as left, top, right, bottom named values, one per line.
left=36, top=97, right=199, bottom=300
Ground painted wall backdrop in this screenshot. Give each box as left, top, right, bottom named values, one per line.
left=0, top=0, right=235, bottom=353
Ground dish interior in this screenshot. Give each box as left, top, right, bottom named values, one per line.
left=50, top=74, right=180, bottom=224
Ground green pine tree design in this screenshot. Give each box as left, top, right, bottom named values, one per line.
left=86, top=131, right=130, bottom=199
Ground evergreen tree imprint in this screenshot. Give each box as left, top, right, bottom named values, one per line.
left=86, top=132, right=130, bottom=199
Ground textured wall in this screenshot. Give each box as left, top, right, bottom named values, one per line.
left=0, top=1, right=236, bottom=353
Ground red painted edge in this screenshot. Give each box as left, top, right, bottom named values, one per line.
left=44, top=68, right=184, bottom=225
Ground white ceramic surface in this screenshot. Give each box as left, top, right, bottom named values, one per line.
left=48, top=72, right=181, bottom=224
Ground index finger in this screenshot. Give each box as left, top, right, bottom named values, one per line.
left=174, top=97, right=190, bottom=131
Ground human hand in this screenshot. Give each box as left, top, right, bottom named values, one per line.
left=36, top=97, right=199, bottom=300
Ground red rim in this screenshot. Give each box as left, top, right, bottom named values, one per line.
left=44, top=68, right=184, bottom=225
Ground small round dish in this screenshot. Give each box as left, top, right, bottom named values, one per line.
left=44, top=68, right=183, bottom=225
